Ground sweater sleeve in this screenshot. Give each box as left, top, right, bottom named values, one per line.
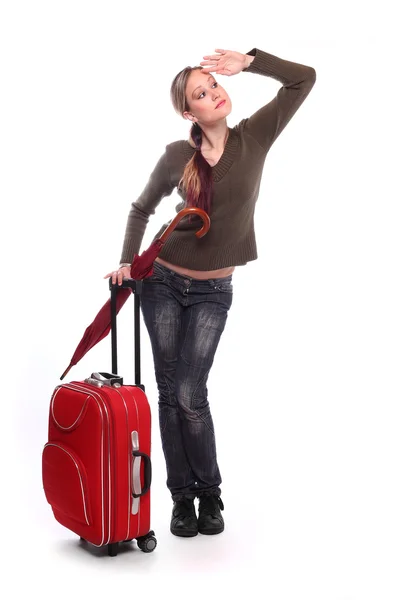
left=241, top=48, right=316, bottom=152
left=119, top=149, right=175, bottom=264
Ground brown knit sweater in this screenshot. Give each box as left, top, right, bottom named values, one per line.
left=119, top=48, right=316, bottom=269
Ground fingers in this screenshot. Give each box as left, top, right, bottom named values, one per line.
left=200, top=56, right=221, bottom=75
left=114, top=270, right=124, bottom=286
left=200, top=61, right=219, bottom=71
left=202, top=49, right=226, bottom=57
left=103, top=271, right=121, bottom=282
left=104, top=269, right=126, bottom=286
left=202, top=49, right=227, bottom=61
left=200, top=49, right=227, bottom=73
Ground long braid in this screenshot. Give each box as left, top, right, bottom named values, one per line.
left=172, top=65, right=215, bottom=216
left=179, top=125, right=214, bottom=215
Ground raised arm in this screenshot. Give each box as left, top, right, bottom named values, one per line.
left=119, top=150, right=175, bottom=264
left=200, top=47, right=316, bottom=152
left=241, top=48, right=316, bottom=151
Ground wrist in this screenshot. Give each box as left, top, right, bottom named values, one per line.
left=119, top=263, right=131, bottom=268
left=244, top=54, right=255, bottom=69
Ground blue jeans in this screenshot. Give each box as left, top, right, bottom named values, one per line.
left=140, top=261, right=234, bottom=502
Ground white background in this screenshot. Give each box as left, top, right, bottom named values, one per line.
left=2, top=1, right=417, bottom=598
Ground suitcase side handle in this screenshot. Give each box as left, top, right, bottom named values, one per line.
left=131, top=430, right=152, bottom=515
left=132, top=451, right=152, bottom=498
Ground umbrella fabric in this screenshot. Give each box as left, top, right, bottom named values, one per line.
left=60, top=207, right=210, bottom=380
left=60, top=239, right=163, bottom=380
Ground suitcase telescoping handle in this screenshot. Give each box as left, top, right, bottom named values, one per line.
left=108, top=278, right=143, bottom=389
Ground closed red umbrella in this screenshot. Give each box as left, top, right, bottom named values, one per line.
left=60, top=207, right=210, bottom=380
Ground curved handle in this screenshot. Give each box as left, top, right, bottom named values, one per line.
left=159, top=207, right=210, bottom=243
left=132, top=451, right=152, bottom=498
left=131, top=431, right=152, bottom=514
left=88, top=372, right=123, bottom=387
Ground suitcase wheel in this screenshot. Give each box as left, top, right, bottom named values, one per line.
left=136, top=530, right=157, bottom=553
left=107, top=543, right=119, bottom=557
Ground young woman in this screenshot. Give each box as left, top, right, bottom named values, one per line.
left=104, top=47, right=316, bottom=537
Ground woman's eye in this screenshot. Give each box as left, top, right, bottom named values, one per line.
left=198, top=82, right=218, bottom=99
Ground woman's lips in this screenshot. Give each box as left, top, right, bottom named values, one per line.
left=216, top=100, right=226, bottom=109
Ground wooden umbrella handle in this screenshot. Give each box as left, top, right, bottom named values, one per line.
left=159, top=207, right=210, bottom=243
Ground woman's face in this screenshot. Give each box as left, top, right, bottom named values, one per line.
left=183, top=69, right=232, bottom=125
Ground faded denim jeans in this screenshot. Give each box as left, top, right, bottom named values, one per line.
left=140, top=260, right=233, bottom=501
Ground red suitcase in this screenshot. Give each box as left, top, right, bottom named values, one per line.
left=42, top=278, right=156, bottom=557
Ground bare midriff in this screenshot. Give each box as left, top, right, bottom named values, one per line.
left=155, top=256, right=235, bottom=280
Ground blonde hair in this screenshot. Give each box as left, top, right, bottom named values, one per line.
left=170, top=66, right=213, bottom=214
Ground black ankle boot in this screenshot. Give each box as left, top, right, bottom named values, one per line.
left=170, top=498, right=198, bottom=537
left=197, top=495, right=225, bottom=535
